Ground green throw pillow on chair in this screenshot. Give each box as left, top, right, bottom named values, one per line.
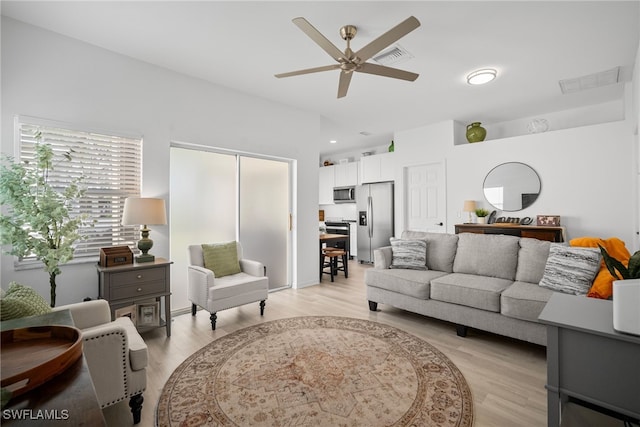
left=202, top=241, right=242, bottom=278
left=0, top=282, right=52, bottom=321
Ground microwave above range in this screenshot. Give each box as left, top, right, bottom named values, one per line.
left=333, top=186, right=356, bottom=203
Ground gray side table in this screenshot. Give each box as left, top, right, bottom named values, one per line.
left=97, top=257, right=172, bottom=337
left=538, top=293, right=640, bottom=426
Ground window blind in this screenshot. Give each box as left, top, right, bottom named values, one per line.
left=17, top=120, right=142, bottom=260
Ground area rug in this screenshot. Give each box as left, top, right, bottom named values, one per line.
left=156, top=316, right=473, bottom=426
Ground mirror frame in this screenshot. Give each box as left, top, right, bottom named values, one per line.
left=482, top=162, right=541, bottom=212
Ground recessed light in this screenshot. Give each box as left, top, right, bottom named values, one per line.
left=329, top=140, right=337, bottom=144
left=467, top=68, right=497, bottom=85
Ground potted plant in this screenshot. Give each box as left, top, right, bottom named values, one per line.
left=598, top=245, right=640, bottom=336
left=475, top=208, right=490, bottom=224
left=0, top=132, right=87, bottom=307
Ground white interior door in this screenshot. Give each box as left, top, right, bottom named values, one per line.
left=405, top=162, right=446, bottom=233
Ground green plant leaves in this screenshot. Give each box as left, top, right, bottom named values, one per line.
left=598, top=244, right=640, bottom=280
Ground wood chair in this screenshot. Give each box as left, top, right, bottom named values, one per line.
left=321, top=248, right=348, bottom=282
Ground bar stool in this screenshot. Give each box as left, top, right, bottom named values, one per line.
left=321, top=248, right=348, bottom=282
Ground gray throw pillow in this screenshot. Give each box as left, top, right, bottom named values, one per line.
left=390, top=238, right=428, bottom=270
left=538, top=244, right=601, bottom=295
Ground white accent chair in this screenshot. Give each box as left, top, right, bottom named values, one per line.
left=187, top=243, right=268, bottom=330
left=53, top=299, right=147, bottom=424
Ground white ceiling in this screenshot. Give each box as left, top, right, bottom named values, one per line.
left=2, top=1, right=639, bottom=156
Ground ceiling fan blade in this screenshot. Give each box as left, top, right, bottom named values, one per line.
left=337, top=71, right=353, bottom=98
left=354, top=16, right=421, bottom=63
left=275, top=64, right=341, bottom=78
left=357, top=63, right=419, bottom=81
left=292, top=17, right=349, bottom=63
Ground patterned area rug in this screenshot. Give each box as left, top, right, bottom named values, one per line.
left=156, top=317, right=473, bottom=426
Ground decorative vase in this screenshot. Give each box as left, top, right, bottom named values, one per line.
left=388, top=140, right=395, bottom=152
left=466, top=122, right=486, bottom=143
left=613, top=279, right=640, bottom=336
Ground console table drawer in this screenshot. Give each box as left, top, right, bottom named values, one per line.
left=111, top=280, right=166, bottom=300
left=110, top=268, right=166, bottom=287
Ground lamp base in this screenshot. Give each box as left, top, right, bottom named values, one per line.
left=136, top=253, right=155, bottom=263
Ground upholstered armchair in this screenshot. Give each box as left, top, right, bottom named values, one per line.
left=53, top=299, right=147, bottom=424
left=187, top=242, right=268, bottom=330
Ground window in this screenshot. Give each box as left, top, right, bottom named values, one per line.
left=16, top=117, right=142, bottom=261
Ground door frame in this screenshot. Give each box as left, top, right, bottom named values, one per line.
left=170, top=140, right=295, bottom=294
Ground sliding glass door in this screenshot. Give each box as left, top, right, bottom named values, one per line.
left=239, top=156, right=289, bottom=290
left=170, top=145, right=291, bottom=312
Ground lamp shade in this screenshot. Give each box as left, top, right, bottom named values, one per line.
left=463, top=200, right=477, bottom=212
left=122, top=197, right=167, bottom=226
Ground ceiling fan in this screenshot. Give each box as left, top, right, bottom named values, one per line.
left=275, top=16, right=421, bottom=98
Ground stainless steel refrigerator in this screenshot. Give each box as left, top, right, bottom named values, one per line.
left=356, top=182, right=394, bottom=263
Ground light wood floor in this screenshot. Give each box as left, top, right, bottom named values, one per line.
left=104, top=260, right=547, bottom=426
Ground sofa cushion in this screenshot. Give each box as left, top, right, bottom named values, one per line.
left=501, top=281, right=555, bottom=322
left=515, top=238, right=551, bottom=284
left=430, top=273, right=514, bottom=312
left=401, top=231, right=459, bottom=272
left=390, top=238, right=427, bottom=270
left=539, top=244, right=601, bottom=295
left=365, top=268, right=449, bottom=300
left=453, top=233, right=520, bottom=280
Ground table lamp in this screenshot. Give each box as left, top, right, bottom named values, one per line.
left=463, top=200, right=476, bottom=224
left=122, top=197, right=167, bottom=263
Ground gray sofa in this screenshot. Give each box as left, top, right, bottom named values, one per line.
left=365, top=230, right=560, bottom=346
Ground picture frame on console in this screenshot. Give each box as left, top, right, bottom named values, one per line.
left=537, top=215, right=561, bottom=226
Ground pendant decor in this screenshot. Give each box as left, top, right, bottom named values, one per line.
left=466, top=122, right=486, bottom=143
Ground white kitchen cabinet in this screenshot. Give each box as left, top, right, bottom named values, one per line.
left=360, top=152, right=395, bottom=183
left=319, top=165, right=335, bottom=204
left=334, top=162, right=358, bottom=187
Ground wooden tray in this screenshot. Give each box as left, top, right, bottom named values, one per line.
left=1, top=325, right=83, bottom=398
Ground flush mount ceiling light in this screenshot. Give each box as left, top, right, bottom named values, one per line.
left=329, top=140, right=337, bottom=144
left=467, top=68, right=497, bottom=85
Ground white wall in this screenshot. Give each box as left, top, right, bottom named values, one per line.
left=394, top=119, right=637, bottom=250
left=1, top=17, right=321, bottom=306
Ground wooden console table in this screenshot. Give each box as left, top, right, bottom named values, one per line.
left=455, top=223, right=565, bottom=242
left=0, top=310, right=106, bottom=426
left=539, top=293, right=640, bottom=426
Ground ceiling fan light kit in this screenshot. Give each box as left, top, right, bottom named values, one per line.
left=275, top=16, right=421, bottom=98
left=466, top=68, right=497, bottom=85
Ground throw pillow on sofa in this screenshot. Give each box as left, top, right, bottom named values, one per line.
left=570, top=236, right=631, bottom=299
left=0, top=282, right=52, bottom=321
left=539, top=244, right=601, bottom=295
left=389, top=238, right=428, bottom=270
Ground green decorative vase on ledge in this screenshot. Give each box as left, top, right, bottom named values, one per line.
left=466, top=122, right=486, bottom=143
left=388, top=140, right=395, bottom=152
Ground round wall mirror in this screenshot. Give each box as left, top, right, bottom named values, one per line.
left=483, top=162, right=541, bottom=212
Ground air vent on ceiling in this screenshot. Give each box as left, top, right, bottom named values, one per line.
left=559, top=67, right=620, bottom=94
left=372, top=44, right=414, bottom=66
